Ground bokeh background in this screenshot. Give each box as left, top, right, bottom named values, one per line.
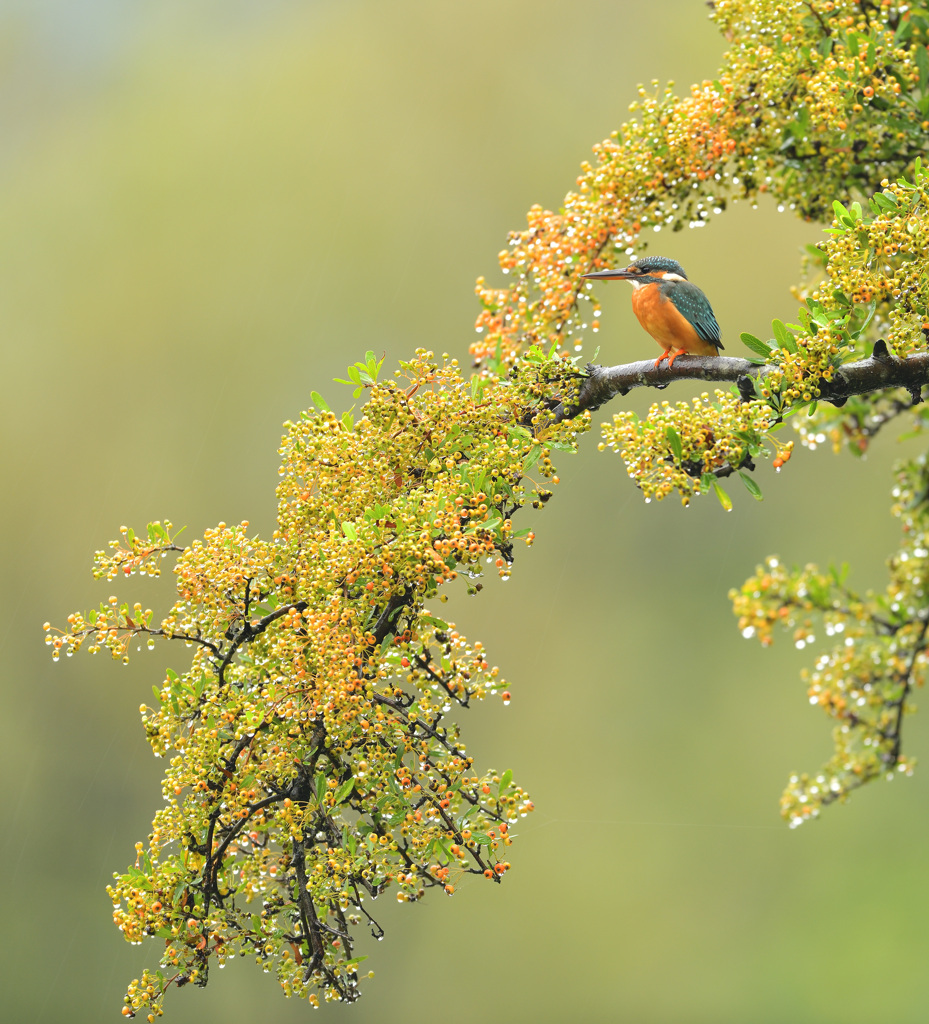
left=3, top=2, right=929, bottom=1021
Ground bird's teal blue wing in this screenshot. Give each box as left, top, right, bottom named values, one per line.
left=667, top=281, right=722, bottom=350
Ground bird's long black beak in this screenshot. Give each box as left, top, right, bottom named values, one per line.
left=582, top=268, right=634, bottom=280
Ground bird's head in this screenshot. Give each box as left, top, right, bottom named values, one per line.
left=582, top=256, right=688, bottom=288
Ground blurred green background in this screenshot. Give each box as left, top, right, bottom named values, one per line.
left=3, top=2, right=928, bottom=1021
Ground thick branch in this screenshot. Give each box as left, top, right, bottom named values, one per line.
left=554, top=343, right=929, bottom=421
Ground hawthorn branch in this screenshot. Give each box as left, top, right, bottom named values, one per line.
left=553, top=342, right=929, bottom=421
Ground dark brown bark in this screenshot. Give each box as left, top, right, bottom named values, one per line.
left=554, top=341, right=929, bottom=421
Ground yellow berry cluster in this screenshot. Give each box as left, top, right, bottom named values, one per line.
left=51, top=2, right=929, bottom=1016
left=732, top=450, right=929, bottom=825
left=475, top=1, right=929, bottom=372
left=600, top=391, right=784, bottom=507
left=53, top=349, right=591, bottom=1018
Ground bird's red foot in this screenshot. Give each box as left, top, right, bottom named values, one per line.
left=665, top=348, right=686, bottom=369
left=653, top=348, right=686, bottom=369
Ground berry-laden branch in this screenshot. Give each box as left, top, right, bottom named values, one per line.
left=49, top=2, right=929, bottom=1019
left=731, top=454, right=929, bottom=826
left=54, top=354, right=575, bottom=1019
left=555, top=343, right=929, bottom=422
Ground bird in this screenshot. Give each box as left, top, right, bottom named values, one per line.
left=582, top=256, right=722, bottom=368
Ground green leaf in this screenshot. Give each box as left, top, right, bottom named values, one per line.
left=665, top=427, right=683, bottom=461
left=712, top=480, right=733, bottom=511
left=341, top=522, right=357, bottom=540
left=310, top=391, right=330, bottom=413
left=849, top=299, right=877, bottom=340
left=334, top=779, right=355, bottom=805
left=522, top=445, right=541, bottom=472
left=913, top=43, right=925, bottom=91
left=739, top=332, right=772, bottom=358
left=498, top=768, right=513, bottom=794
left=738, top=471, right=763, bottom=500
left=771, top=319, right=798, bottom=353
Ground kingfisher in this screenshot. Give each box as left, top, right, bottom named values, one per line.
left=583, top=256, right=722, bottom=368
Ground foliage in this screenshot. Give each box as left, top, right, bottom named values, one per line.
left=732, top=451, right=929, bottom=825
left=48, top=1, right=929, bottom=1018
left=48, top=352, right=585, bottom=1018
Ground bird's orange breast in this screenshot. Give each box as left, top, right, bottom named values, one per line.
left=631, top=284, right=713, bottom=355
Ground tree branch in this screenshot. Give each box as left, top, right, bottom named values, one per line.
left=553, top=343, right=929, bottom=421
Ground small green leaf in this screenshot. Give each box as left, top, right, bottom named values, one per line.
left=341, top=522, right=357, bottom=540
left=665, top=427, right=683, bottom=461
left=499, top=768, right=513, bottom=794
left=771, top=319, right=798, bottom=353
left=740, top=332, right=772, bottom=358
left=334, top=779, right=355, bottom=805
left=315, top=773, right=327, bottom=805
left=310, top=391, right=330, bottom=413
left=522, top=446, right=544, bottom=473
left=738, top=471, right=763, bottom=500
left=712, top=480, right=733, bottom=511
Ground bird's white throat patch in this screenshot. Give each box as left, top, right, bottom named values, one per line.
left=627, top=271, right=686, bottom=288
